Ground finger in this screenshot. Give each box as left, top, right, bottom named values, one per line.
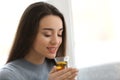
left=58, top=68, right=78, bottom=80
left=49, top=67, right=71, bottom=80
left=49, top=66, right=57, bottom=73
left=68, top=68, right=79, bottom=79
left=53, top=68, right=70, bottom=76
left=68, top=72, right=78, bottom=79
left=57, top=68, right=74, bottom=80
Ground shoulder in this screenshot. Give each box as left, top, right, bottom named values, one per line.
left=0, top=63, right=21, bottom=80
left=0, top=66, right=15, bottom=80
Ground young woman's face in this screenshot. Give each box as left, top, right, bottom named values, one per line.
left=32, top=15, right=63, bottom=59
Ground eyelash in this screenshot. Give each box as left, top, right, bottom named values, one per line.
left=44, top=34, right=51, bottom=37
left=44, top=34, right=62, bottom=37
left=58, top=34, right=62, bottom=37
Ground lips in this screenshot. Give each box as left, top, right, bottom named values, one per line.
left=47, top=47, right=57, bottom=54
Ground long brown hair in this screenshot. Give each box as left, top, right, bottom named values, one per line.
left=6, top=2, right=66, bottom=63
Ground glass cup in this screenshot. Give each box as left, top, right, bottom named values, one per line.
left=55, top=56, right=69, bottom=70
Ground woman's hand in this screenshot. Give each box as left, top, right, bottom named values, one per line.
left=48, top=66, right=79, bottom=80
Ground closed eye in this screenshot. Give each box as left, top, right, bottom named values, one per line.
left=44, top=34, right=51, bottom=37
left=58, top=34, right=62, bottom=37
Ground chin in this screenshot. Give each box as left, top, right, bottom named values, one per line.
left=47, top=55, right=56, bottom=59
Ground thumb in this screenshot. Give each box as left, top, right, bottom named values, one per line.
left=50, top=66, right=57, bottom=73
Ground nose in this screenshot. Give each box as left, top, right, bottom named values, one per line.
left=50, top=35, right=61, bottom=45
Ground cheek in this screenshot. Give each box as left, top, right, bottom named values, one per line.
left=33, top=37, right=48, bottom=48
left=36, top=40, right=45, bottom=45
left=59, top=38, right=62, bottom=45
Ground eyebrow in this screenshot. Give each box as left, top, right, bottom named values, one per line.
left=42, top=28, right=63, bottom=31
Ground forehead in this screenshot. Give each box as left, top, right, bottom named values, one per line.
left=39, top=15, right=63, bottom=30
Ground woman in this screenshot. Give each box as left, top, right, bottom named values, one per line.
left=0, top=2, right=78, bottom=80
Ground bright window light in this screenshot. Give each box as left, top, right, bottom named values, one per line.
left=71, top=0, right=120, bottom=68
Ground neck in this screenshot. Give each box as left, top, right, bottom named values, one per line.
left=24, top=50, right=45, bottom=65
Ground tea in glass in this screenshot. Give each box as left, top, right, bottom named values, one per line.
left=55, top=56, right=69, bottom=70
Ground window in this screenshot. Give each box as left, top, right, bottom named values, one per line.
left=71, top=0, right=120, bottom=68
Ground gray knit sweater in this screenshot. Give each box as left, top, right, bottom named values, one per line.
left=0, top=59, right=54, bottom=80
